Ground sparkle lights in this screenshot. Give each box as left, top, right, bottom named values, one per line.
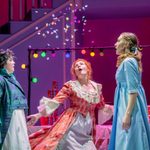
left=33, top=2, right=90, bottom=47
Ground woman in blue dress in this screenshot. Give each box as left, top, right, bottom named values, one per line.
left=109, top=32, right=150, bottom=150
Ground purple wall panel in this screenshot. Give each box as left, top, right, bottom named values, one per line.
left=0, top=1, right=75, bottom=115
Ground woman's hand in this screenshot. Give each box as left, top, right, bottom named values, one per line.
left=27, top=113, right=41, bottom=126
left=122, top=114, right=131, bottom=130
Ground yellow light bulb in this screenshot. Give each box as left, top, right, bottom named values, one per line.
left=90, top=51, right=95, bottom=57
left=33, top=53, right=38, bottom=58
left=21, top=64, right=26, bottom=69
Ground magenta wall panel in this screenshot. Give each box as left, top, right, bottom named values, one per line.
left=32, top=0, right=52, bottom=8
left=22, top=0, right=26, bottom=20
left=12, top=0, right=20, bottom=20
left=11, top=0, right=27, bottom=20
left=32, top=0, right=38, bottom=8
left=26, top=0, right=32, bottom=13
left=42, top=0, right=52, bottom=8
left=0, top=0, right=9, bottom=26
left=79, top=18, right=150, bottom=104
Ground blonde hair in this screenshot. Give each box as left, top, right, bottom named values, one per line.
left=71, top=58, right=92, bottom=80
left=116, top=32, right=142, bottom=72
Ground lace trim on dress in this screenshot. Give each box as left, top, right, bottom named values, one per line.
left=67, top=80, right=101, bottom=103
left=38, top=97, right=60, bottom=116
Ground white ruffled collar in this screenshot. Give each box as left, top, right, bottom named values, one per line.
left=68, top=80, right=100, bottom=103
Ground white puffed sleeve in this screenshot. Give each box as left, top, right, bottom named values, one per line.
left=37, top=82, right=72, bottom=116
left=38, top=96, right=60, bottom=116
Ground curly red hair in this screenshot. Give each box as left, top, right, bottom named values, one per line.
left=71, top=58, right=92, bottom=80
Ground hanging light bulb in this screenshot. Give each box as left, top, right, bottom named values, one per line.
left=51, top=50, right=56, bottom=57
left=90, top=50, right=95, bottom=57
left=33, top=51, right=39, bottom=58
left=31, top=77, right=38, bottom=83
left=65, top=50, right=71, bottom=58
left=99, top=48, right=104, bottom=56
left=21, top=64, right=28, bottom=69
left=41, top=51, right=47, bottom=58
left=81, top=49, right=86, bottom=55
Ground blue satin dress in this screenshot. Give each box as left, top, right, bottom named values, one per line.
left=109, top=57, right=150, bottom=150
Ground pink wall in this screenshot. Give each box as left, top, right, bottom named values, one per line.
left=32, top=0, right=52, bottom=8
left=42, top=0, right=52, bottom=8
left=12, top=0, right=27, bottom=20
left=0, top=0, right=26, bottom=23
left=26, top=0, right=32, bottom=13
left=0, top=0, right=53, bottom=26
left=0, top=0, right=9, bottom=26
left=80, top=18, right=150, bottom=104
left=0, top=0, right=53, bottom=27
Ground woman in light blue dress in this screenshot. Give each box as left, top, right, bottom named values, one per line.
left=109, top=32, right=150, bottom=150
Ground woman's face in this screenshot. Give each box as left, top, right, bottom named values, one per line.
left=4, top=56, right=15, bottom=74
left=74, top=61, right=88, bottom=79
left=115, top=35, right=127, bottom=55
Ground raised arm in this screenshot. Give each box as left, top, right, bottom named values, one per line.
left=27, top=82, right=72, bottom=126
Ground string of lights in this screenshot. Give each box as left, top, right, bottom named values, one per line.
left=21, top=44, right=150, bottom=70
left=24, top=44, right=150, bottom=113
left=27, top=46, right=114, bottom=59
left=24, top=44, right=150, bottom=60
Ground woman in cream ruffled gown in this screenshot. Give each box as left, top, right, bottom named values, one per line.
left=27, top=58, right=113, bottom=150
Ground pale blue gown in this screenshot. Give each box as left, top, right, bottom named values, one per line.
left=109, top=57, right=150, bottom=150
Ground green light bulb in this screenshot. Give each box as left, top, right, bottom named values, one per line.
left=41, top=51, right=46, bottom=57
left=32, top=77, right=38, bottom=83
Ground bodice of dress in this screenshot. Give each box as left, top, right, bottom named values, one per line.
left=68, top=80, right=101, bottom=103
left=115, top=57, right=141, bottom=93
left=39, top=80, right=105, bottom=118
left=54, top=80, right=104, bottom=117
